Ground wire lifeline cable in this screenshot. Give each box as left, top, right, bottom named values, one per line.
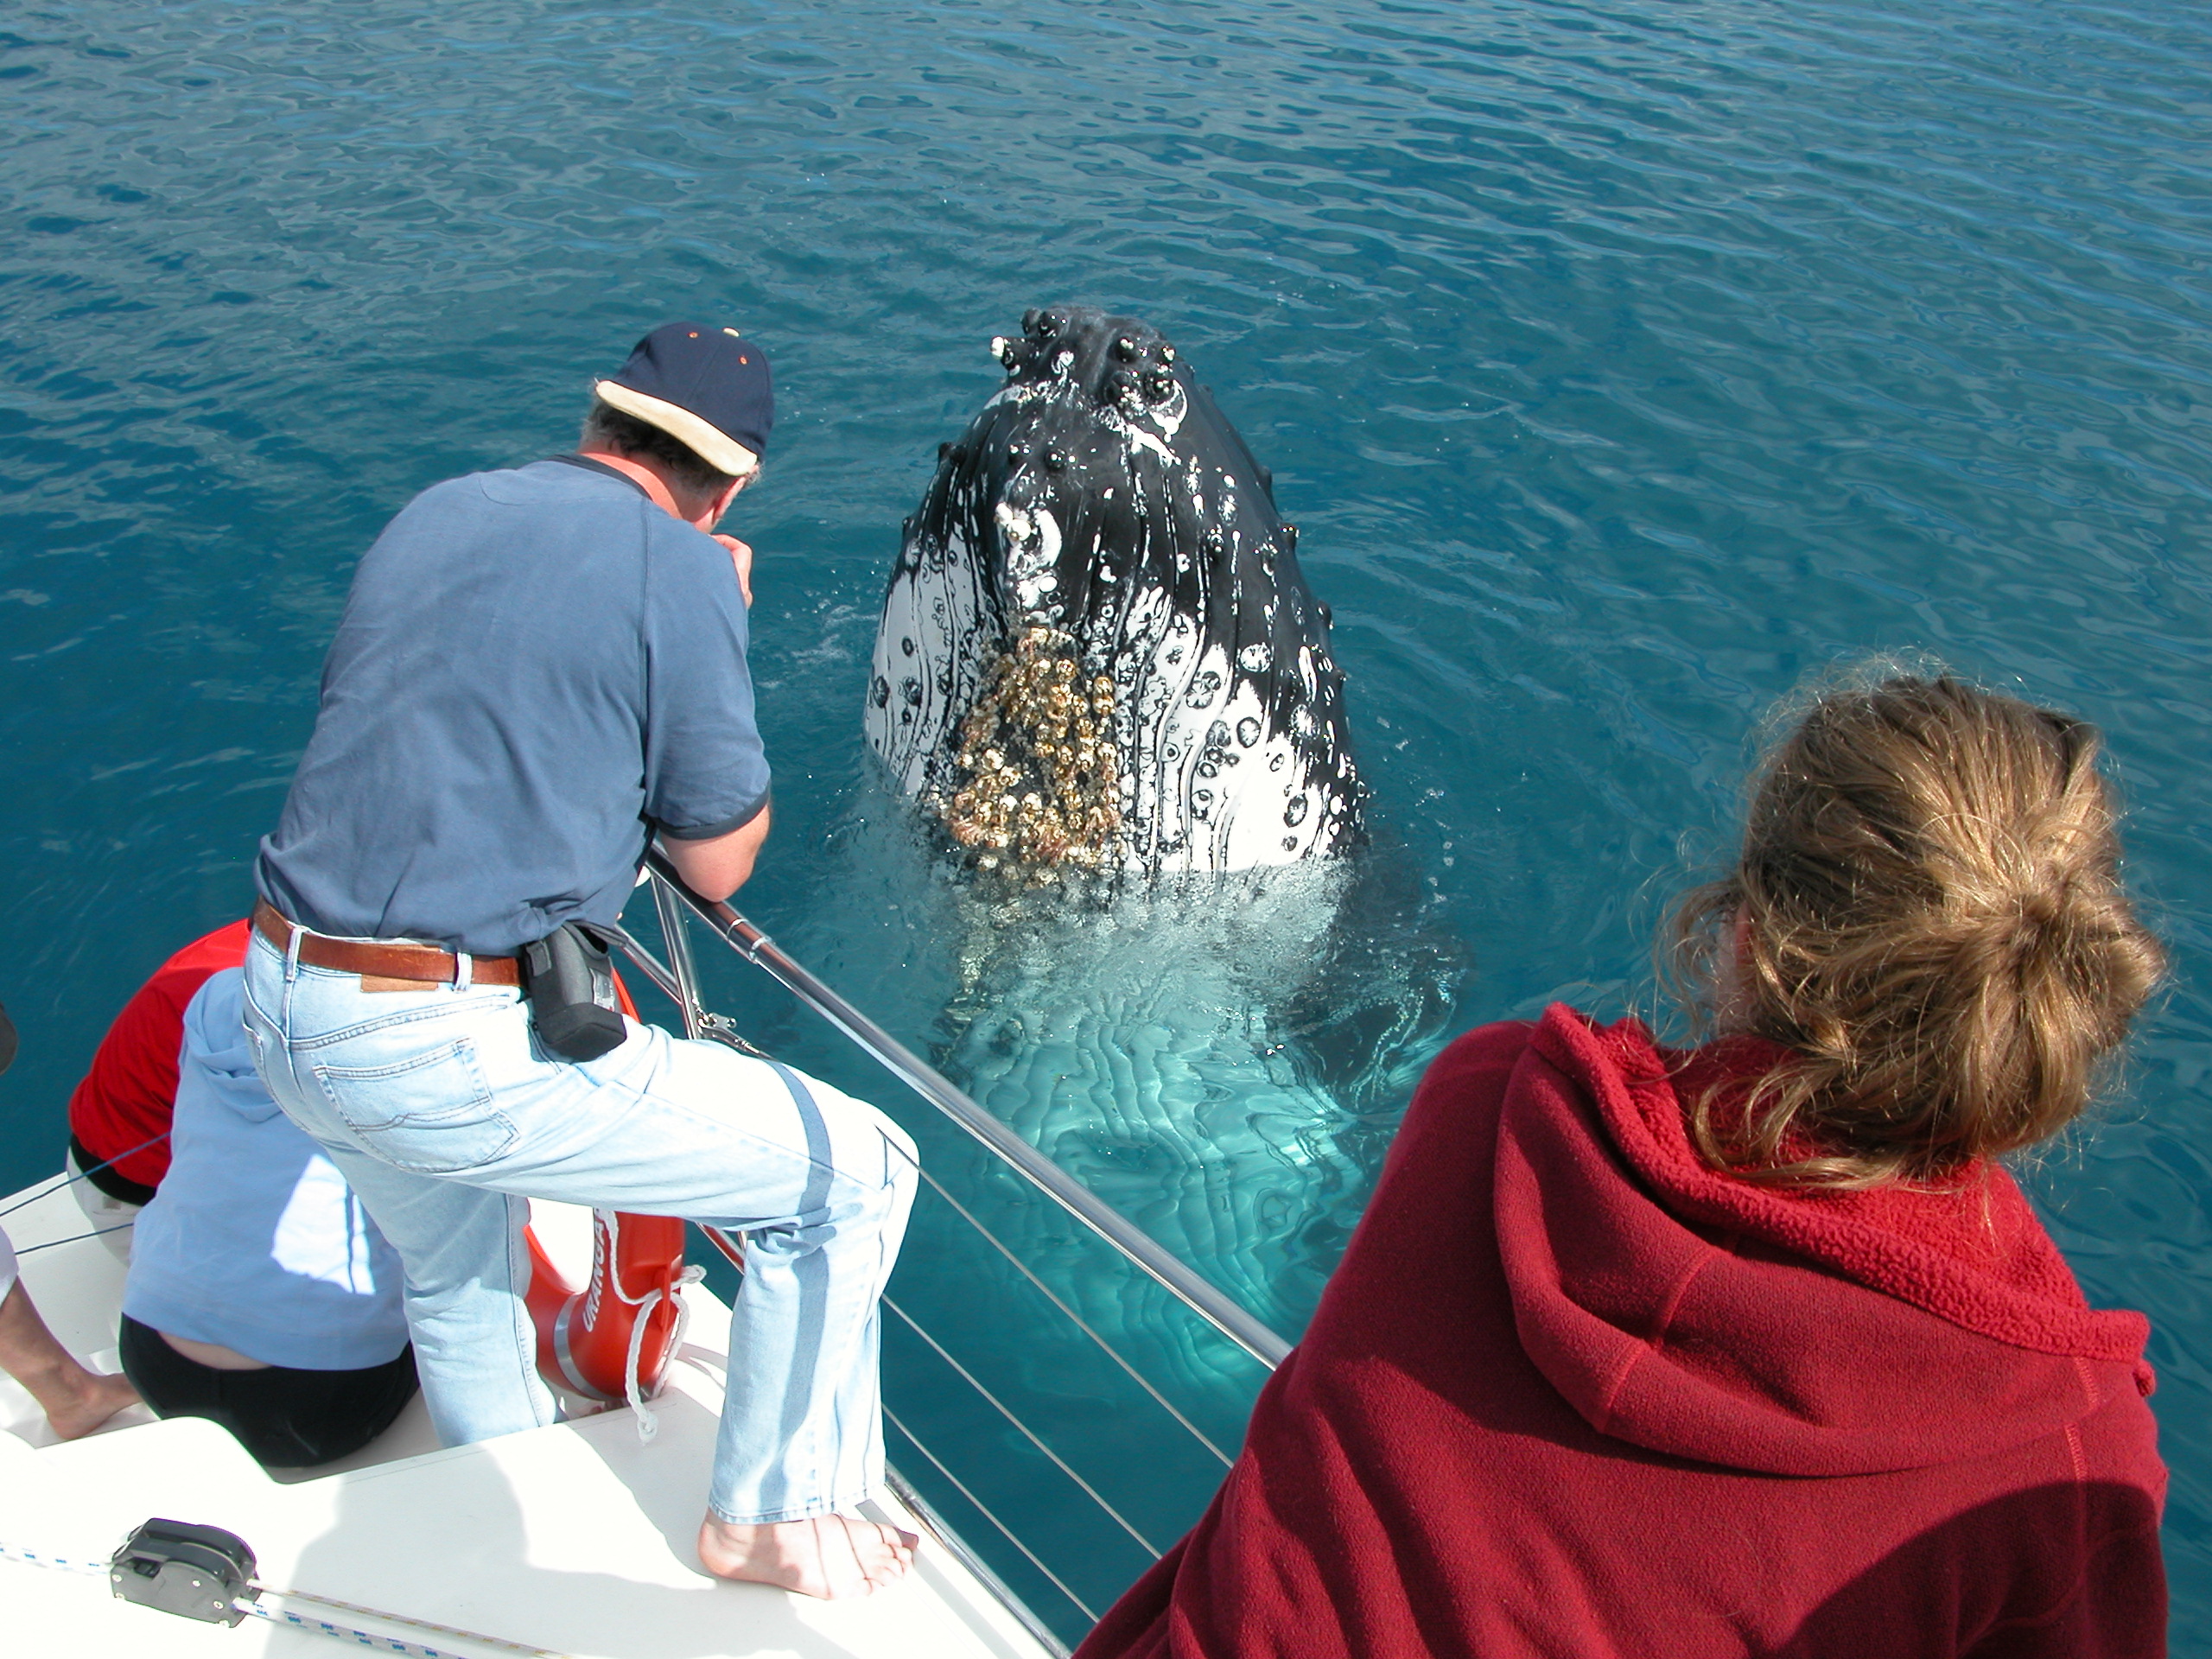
left=618, top=918, right=1238, bottom=1471
left=698, top=1230, right=1159, bottom=1574
left=0, top=1129, right=173, bottom=1222
left=9, top=1221, right=134, bottom=1256
left=879, top=1406, right=1099, bottom=1627
left=614, top=1229, right=1096, bottom=1640
left=10, top=1220, right=135, bottom=1256
left=907, top=1160, right=1235, bottom=1467
left=881, top=1292, right=1161, bottom=1560
left=641, top=855, right=1291, bottom=1372
left=696, top=1225, right=1159, bottom=1563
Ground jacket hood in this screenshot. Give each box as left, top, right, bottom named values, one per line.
left=179, top=969, right=283, bottom=1124
left=1495, top=1005, right=2152, bottom=1478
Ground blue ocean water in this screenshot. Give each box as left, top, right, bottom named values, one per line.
left=3, top=0, right=2209, bottom=1644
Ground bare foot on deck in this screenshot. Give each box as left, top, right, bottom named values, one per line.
left=0, top=1281, right=140, bottom=1440
left=696, top=1512, right=918, bottom=1599
left=43, top=1369, right=140, bottom=1440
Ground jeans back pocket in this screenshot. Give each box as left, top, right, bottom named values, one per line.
left=313, top=1039, right=518, bottom=1174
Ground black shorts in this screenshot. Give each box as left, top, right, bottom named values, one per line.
left=69, top=1132, right=158, bottom=1206
left=118, top=1315, right=420, bottom=1469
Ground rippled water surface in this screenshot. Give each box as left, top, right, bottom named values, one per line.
left=5, top=0, right=2210, bottom=1644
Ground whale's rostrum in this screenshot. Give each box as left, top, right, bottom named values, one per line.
left=867, top=305, right=1362, bottom=874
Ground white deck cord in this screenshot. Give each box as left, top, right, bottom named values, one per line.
left=0, top=1538, right=575, bottom=1658
left=618, top=1265, right=704, bottom=1441
left=245, top=1582, right=575, bottom=1658
left=596, top=1210, right=707, bottom=1442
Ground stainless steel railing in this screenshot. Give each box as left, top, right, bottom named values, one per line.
left=634, top=849, right=1292, bottom=1372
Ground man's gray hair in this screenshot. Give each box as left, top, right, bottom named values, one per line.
left=581, top=398, right=742, bottom=494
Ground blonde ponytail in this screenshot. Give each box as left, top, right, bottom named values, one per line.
left=1670, top=674, right=2164, bottom=1188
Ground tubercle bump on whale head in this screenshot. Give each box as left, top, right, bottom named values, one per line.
left=986, top=305, right=1187, bottom=413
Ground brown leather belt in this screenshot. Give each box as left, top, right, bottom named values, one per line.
left=251, top=899, right=521, bottom=988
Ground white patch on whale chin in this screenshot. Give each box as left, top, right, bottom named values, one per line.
left=866, top=526, right=994, bottom=798
left=1150, top=675, right=1342, bottom=873
left=1106, top=590, right=1347, bottom=874
left=995, top=502, right=1065, bottom=621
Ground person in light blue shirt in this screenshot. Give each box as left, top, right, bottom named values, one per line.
left=120, top=969, right=416, bottom=1466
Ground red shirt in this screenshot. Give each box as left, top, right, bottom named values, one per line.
left=67, top=920, right=251, bottom=1190
left=1077, top=1007, right=2167, bottom=1659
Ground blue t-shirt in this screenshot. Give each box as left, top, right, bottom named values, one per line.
left=124, top=970, right=410, bottom=1370
left=257, top=459, right=769, bottom=956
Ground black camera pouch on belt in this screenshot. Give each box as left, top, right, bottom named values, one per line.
left=519, top=923, right=626, bottom=1062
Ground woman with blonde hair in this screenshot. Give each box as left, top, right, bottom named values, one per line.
left=1077, top=673, right=2169, bottom=1658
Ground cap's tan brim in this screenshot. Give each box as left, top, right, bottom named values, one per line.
left=594, top=381, right=760, bottom=478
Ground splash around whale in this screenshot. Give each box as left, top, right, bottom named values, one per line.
left=866, top=305, right=1362, bottom=875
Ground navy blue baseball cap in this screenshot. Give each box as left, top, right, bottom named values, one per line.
left=594, top=322, right=773, bottom=476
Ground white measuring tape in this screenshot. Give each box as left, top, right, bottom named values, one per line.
left=0, top=1537, right=574, bottom=1658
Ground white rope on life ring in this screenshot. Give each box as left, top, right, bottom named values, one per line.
left=620, top=1267, right=706, bottom=1442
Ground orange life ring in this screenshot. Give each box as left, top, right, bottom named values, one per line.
left=520, top=969, right=700, bottom=1422
left=525, top=1208, right=691, bottom=1407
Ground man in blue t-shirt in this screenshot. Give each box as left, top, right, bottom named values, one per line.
left=246, top=325, right=918, bottom=1599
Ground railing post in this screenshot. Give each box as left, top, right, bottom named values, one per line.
left=648, top=874, right=707, bottom=1040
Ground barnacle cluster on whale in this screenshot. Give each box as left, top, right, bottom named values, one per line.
left=867, top=304, right=1363, bottom=874
left=943, top=625, right=1122, bottom=871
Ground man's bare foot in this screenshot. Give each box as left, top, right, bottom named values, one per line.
left=696, top=1512, right=918, bottom=1599
left=44, top=1369, right=140, bottom=1440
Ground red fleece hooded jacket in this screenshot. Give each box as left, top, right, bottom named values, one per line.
left=1076, top=1007, right=2167, bottom=1659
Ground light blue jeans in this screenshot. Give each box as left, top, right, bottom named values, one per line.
left=239, top=929, right=918, bottom=1524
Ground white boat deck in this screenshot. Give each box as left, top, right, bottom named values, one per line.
left=0, top=1177, right=1061, bottom=1658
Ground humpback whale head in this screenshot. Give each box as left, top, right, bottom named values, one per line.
left=867, top=305, right=1362, bottom=874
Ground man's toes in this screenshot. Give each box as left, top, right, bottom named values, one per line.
left=857, top=1523, right=913, bottom=1582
